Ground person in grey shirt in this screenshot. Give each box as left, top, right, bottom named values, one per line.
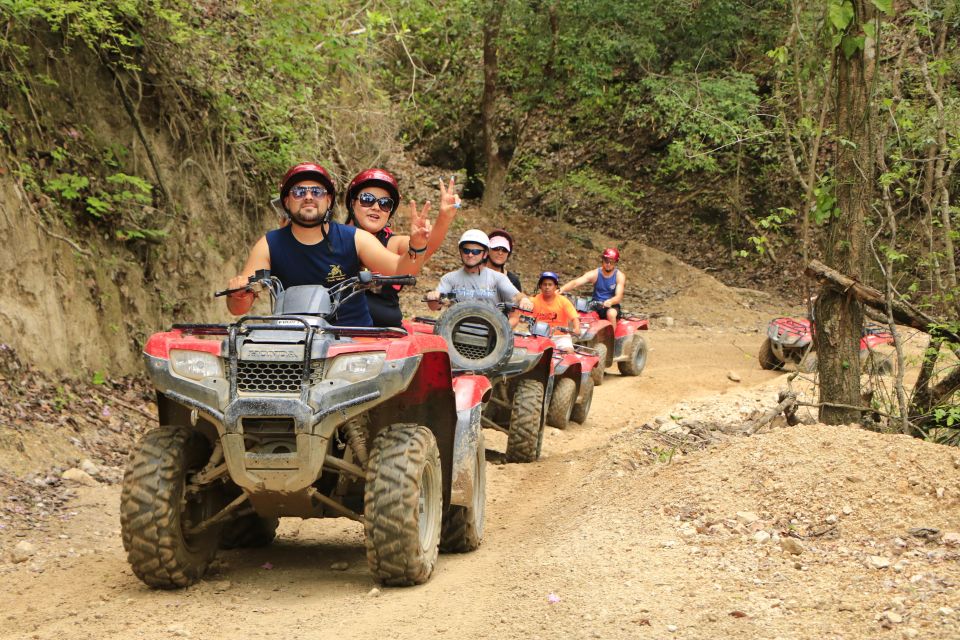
left=426, top=229, right=533, bottom=328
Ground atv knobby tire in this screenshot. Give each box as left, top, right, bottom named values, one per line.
left=617, top=335, right=648, bottom=376
left=364, top=424, right=442, bottom=586
left=434, top=301, right=513, bottom=374
left=505, top=379, right=545, bottom=463
left=547, top=377, right=577, bottom=429
left=758, top=338, right=784, bottom=370
left=120, top=426, right=223, bottom=589
left=571, top=376, right=594, bottom=425
left=591, top=343, right=608, bottom=386
left=219, top=514, right=279, bottom=550
left=440, top=429, right=486, bottom=553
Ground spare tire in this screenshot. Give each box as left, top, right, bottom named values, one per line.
left=434, top=301, right=514, bottom=374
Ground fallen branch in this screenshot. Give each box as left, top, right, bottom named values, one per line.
left=743, top=391, right=800, bottom=435
left=94, top=388, right=156, bottom=421
left=805, top=259, right=959, bottom=344
left=38, top=224, right=92, bottom=257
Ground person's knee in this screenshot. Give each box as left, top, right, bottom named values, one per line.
left=607, top=308, right=618, bottom=324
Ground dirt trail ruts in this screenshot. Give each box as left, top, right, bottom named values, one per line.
left=3, top=326, right=959, bottom=640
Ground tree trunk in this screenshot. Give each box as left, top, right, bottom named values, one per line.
left=479, top=2, right=505, bottom=213
left=815, top=1, right=876, bottom=424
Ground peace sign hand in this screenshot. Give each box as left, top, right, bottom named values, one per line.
left=407, top=199, right=433, bottom=251
left=438, top=176, right=461, bottom=218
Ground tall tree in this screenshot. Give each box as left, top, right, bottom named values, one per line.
left=814, top=0, right=879, bottom=424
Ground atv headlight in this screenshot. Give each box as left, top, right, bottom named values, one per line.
left=508, top=347, right=528, bottom=364
left=170, top=349, right=224, bottom=381
left=325, top=352, right=386, bottom=383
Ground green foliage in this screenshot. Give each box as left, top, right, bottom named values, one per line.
left=45, top=173, right=89, bottom=200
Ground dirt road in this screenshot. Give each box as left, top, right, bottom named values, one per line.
left=3, top=326, right=959, bottom=640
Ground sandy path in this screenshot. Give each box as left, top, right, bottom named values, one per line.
left=4, top=327, right=959, bottom=640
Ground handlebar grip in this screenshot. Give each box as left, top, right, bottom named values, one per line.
left=379, top=275, right=417, bottom=287
left=214, top=286, right=250, bottom=298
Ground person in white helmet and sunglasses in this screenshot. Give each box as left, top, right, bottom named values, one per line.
left=426, top=229, right=532, bottom=328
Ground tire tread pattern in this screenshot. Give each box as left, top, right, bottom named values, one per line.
left=364, top=424, right=441, bottom=586
left=120, top=426, right=218, bottom=589
left=505, top=379, right=545, bottom=463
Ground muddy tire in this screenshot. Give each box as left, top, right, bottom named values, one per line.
left=505, top=379, right=545, bottom=463
left=364, top=424, right=442, bottom=586
left=120, top=426, right=223, bottom=589
left=219, top=514, right=279, bottom=550
left=591, top=343, right=608, bottom=386
left=571, top=377, right=594, bottom=425
left=617, top=335, right=647, bottom=376
left=547, top=377, right=577, bottom=429
left=758, top=338, right=784, bottom=370
left=434, top=301, right=513, bottom=374
left=440, top=430, right=486, bottom=553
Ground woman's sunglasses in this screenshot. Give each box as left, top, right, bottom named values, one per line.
left=357, top=191, right=396, bottom=213
left=289, top=185, right=328, bottom=200
left=460, top=247, right=485, bottom=256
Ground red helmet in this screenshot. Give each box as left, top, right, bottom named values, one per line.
left=279, top=163, right=336, bottom=201
left=602, top=248, right=620, bottom=262
left=345, top=168, right=400, bottom=217
left=488, top=229, right=514, bottom=253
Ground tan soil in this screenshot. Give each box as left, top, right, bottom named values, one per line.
left=2, top=317, right=958, bottom=640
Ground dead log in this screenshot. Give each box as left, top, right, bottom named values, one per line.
left=804, top=260, right=960, bottom=344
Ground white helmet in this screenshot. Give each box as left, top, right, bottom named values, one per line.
left=458, top=229, right=490, bottom=249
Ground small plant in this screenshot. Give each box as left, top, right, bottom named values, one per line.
left=651, top=446, right=677, bottom=464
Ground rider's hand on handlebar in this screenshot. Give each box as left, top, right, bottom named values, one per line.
left=518, top=298, right=534, bottom=312
left=226, top=275, right=255, bottom=299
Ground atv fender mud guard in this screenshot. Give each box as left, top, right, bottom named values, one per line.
left=450, top=376, right=489, bottom=509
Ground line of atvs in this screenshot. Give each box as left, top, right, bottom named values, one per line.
left=119, top=272, right=649, bottom=590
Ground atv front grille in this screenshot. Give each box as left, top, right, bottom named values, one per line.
left=234, top=360, right=325, bottom=394
left=452, top=320, right=496, bottom=361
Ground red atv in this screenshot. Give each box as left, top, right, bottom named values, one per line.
left=569, top=296, right=649, bottom=385
left=408, top=297, right=554, bottom=463
left=525, top=321, right=599, bottom=429
left=121, top=270, right=489, bottom=589
left=759, top=316, right=895, bottom=373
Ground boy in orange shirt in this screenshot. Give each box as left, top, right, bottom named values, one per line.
left=531, top=272, right=580, bottom=350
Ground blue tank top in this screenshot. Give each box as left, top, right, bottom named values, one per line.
left=592, top=268, right=618, bottom=302
left=265, top=223, right=372, bottom=326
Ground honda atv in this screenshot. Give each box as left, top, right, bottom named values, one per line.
left=569, top=296, right=649, bottom=385
left=121, top=270, right=489, bottom=590
left=409, top=296, right=554, bottom=464
left=759, top=316, right=895, bottom=373
left=524, top=321, right=599, bottom=430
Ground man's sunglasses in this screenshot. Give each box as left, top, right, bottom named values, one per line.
left=460, top=247, right=485, bottom=256
left=289, top=185, right=328, bottom=200
left=357, top=191, right=396, bottom=213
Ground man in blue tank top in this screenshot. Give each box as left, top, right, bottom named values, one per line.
left=559, top=248, right=626, bottom=325
left=225, top=162, right=432, bottom=326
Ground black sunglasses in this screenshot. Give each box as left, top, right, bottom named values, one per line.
left=357, top=191, right=395, bottom=213
left=289, top=185, right=328, bottom=200
left=460, top=247, right=485, bottom=256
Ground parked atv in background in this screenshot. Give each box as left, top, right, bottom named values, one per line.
left=121, top=270, right=489, bottom=590
left=524, top=320, right=599, bottom=429
left=759, top=316, right=895, bottom=373
left=569, top=296, right=649, bottom=384
left=409, top=296, right=554, bottom=464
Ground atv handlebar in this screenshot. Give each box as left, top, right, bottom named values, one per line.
left=214, top=269, right=274, bottom=297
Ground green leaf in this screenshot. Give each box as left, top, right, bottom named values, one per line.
left=863, top=22, right=876, bottom=39
left=829, top=0, right=855, bottom=31
left=92, top=371, right=106, bottom=385
left=871, top=0, right=894, bottom=16
left=842, top=35, right=865, bottom=59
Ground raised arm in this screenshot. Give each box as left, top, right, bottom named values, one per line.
left=385, top=177, right=460, bottom=259
left=559, top=270, right=597, bottom=295
left=355, top=201, right=432, bottom=275
left=226, top=236, right=270, bottom=316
